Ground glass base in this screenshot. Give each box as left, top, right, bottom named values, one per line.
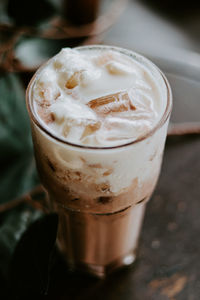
left=65, top=251, right=136, bottom=278
left=56, top=203, right=146, bottom=278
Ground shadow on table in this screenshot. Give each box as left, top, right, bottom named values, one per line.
left=7, top=212, right=139, bottom=300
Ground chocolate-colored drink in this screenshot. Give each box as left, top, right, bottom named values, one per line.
left=26, top=45, right=172, bottom=277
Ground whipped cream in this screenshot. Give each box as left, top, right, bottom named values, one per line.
left=33, top=47, right=164, bottom=146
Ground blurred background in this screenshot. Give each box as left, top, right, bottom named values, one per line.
left=1, top=1, right=200, bottom=299
left=1, top=0, right=200, bottom=71
left=0, top=0, right=127, bottom=72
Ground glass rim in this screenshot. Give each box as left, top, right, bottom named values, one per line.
left=26, top=45, right=173, bottom=151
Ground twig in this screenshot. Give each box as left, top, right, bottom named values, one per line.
left=168, top=122, right=200, bottom=136
left=0, top=185, right=47, bottom=214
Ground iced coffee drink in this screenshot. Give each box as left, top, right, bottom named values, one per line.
left=26, top=46, right=172, bottom=277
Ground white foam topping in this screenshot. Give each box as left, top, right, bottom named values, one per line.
left=33, top=47, right=164, bottom=146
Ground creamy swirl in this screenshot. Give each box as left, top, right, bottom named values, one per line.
left=33, top=47, right=162, bottom=146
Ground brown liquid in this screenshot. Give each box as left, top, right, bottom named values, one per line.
left=55, top=201, right=146, bottom=277
left=33, top=133, right=160, bottom=277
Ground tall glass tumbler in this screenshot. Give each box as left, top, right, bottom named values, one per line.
left=26, top=46, right=172, bottom=278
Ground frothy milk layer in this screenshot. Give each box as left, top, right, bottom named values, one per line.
left=28, top=46, right=170, bottom=204
left=33, top=47, right=165, bottom=147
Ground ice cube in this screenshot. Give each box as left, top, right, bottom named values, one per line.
left=81, top=135, right=99, bottom=146
left=37, top=107, right=54, bottom=124
left=93, top=51, right=114, bottom=66
left=65, top=69, right=101, bottom=89
left=51, top=97, right=96, bottom=124
left=65, top=71, right=83, bottom=89
left=105, top=61, right=134, bottom=75
left=87, top=91, right=136, bottom=116
left=79, top=69, right=101, bottom=87
left=100, top=117, right=151, bottom=142
left=81, top=121, right=101, bottom=139
left=62, top=123, right=71, bottom=137
left=35, top=80, right=61, bottom=107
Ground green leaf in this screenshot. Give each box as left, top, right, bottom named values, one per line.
left=0, top=0, right=11, bottom=24
left=0, top=156, right=38, bottom=204
left=0, top=73, right=39, bottom=204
